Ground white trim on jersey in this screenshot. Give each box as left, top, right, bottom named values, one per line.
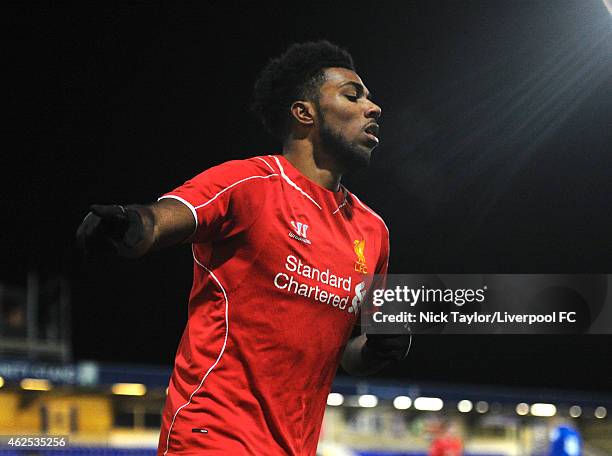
left=163, top=246, right=230, bottom=455
left=271, top=155, right=323, bottom=210
left=254, top=156, right=275, bottom=173
left=404, top=333, right=413, bottom=359
left=332, top=200, right=348, bottom=215
left=332, top=186, right=349, bottom=215
left=351, top=193, right=390, bottom=236
left=193, top=174, right=279, bottom=210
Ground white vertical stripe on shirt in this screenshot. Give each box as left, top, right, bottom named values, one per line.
left=163, top=246, right=230, bottom=455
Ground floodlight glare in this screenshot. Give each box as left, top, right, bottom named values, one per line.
left=594, top=406, right=607, bottom=419
left=531, top=403, right=557, bottom=417
left=414, top=397, right=444, bottom=411
left=475, top=401, right=489, bottom=413
left=393, top=396, right=412, bottom=410
left=327, top=393, right=344, bottom=406
left=358, top=394, right=378, bottom=408
left=516, top=403, right=530, bottom=416
left=457, top=400, right=473, bottom=413
left=20, top=378, right=52, bottom=391
left=111, top=383, right=147, bottom=396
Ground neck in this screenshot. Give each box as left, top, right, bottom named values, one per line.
left=282, top=137, right=343, bottom=192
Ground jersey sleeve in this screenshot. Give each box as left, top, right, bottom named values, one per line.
left=375, top=224, right=390, bottom=276
left=370, top=222, right=390, bottom=312
left=158, top=159, right=277, bottom=243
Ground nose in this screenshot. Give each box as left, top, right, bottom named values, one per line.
left=365, top=99, right=382, bottom=120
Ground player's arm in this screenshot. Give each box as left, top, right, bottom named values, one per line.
left=76, top=199, right=195, bottom=258
left=341, top=227, right=411, bottom=376
left=341, top=325, right=411, bottom=376
left=341, top=332, right=391, bottom=376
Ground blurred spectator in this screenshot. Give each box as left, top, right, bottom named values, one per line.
left=1, top=287, right=27, bottom=338
left=4, top=304, right=26, bottom=337
left=549, top=419, right=582, bottom=456
left=428, top=418, right=463, bottom=456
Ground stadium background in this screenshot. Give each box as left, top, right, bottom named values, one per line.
left=2, top=1, right=611, bottom=454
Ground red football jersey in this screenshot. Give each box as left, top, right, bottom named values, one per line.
left=157, top=154, right=389, bottom=455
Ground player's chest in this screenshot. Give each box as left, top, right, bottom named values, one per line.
left=245, top=198, right=377, bottom=283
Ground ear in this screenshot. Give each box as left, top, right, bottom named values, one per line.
left=290, top=101, right=315, bottom=127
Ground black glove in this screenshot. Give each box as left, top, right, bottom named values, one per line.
left=76, top=204, right=144, bottom=256
left=364, top=333, right=412, bottom=361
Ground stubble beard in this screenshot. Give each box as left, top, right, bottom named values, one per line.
left=317, top=109, right=373, bottom=172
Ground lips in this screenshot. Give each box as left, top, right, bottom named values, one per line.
left=364, top=123, right=380, bottom=143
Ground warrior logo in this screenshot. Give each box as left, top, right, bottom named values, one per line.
left=290, top=221, right=309, bottom=238
left=289, top=220, right=311, bottom=245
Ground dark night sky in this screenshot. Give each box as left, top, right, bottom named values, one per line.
left=3, top=2, right=612, bottom=392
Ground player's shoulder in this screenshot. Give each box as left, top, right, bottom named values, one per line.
left=346, top=188, right=389, bottom=237
left=187, top=155, right=280, bottom=191
left=204, top=155, right=279, bottom=177
left=243, top=155, right=281, bottom=174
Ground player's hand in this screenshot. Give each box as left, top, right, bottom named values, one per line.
left=76, top=204, right=143, bottom=256
left=364, top=333, right=412, bottom=361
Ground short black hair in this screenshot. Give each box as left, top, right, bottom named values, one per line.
left=251, top=40, right=355, bottom=140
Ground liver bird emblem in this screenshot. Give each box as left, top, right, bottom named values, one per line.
left=353, top=239, right=367, bottom=273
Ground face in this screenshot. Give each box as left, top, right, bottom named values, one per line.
left=314, top=67, right=382, bottom=170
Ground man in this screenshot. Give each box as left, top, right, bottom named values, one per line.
left=77, top=41, right=410, bottom=455
left=548, top=419, right=582, bottom=456
left=428, top=419, right=463, bottom=456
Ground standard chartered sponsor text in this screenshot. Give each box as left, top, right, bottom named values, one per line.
left=274, top=255, right=362, bottom=311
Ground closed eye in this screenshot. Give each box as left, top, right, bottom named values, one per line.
left=345, top=95, right=358, bottom=101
